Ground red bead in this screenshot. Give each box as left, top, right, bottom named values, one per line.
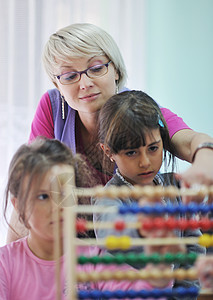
left=199, top=218, right=212, bottom=230
left=76, top=219, right=87, bottom=233
left=142, top=219, right=153, bottom=230
left=114, top=220, right=126, bottom=231
left=154, top=217, right=165, bottom=229
left=178, top=219, right=188, bottom=230
left=188, top=219, right=198, bottom=230
left=166, top=217, right=177, bottom=229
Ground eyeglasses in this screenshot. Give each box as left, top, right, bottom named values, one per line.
left=55, top=61, right=112, bottom=85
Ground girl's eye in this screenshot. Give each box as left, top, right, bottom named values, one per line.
left=149, top=146, right=158, bottom=152
left=37, top=193, right=49, bottom=201
left=125, top=150, right=137, bottom=157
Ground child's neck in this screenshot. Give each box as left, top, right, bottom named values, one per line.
left=27, top=234, right=63, bottom=261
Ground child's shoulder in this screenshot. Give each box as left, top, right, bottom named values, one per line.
left=0, top=237, right=27, bottom=260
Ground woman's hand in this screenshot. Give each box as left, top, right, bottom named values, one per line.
left=196, top=255, right=213, bottom=290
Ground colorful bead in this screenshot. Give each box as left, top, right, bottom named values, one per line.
left=119, top=236, right=131, bottom=250
left=114, top=220, right=126, bottom=231
left=198, top=233, right=213, bottom=247
left=166, top=217, right=177, bottom=229
left=105, top=236, right=118, bottom=249
left=76, top=219, right=87, bottom=233
left=178, top=219, right=188, bottom=230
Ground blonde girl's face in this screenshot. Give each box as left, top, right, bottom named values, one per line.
left=54, top=55, right=119, bottom=116
left=111, top=129, right=163, bottom=186
left=25, top=164, right=74, bottom=244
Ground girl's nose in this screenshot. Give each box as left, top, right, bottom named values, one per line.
left=138, top=153, right=150, bottom=168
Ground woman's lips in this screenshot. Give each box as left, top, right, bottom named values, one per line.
left=79, top=93, right=100, bottom=102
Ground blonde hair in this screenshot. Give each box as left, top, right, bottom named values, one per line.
left=42, top=23, right=127, bottom=90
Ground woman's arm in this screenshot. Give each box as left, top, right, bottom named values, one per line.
left=171, top=130, right=213, bottom=199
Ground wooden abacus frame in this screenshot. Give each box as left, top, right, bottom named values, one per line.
left=52, top=166, right=213, bottom=300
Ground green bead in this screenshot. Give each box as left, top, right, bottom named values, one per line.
left=150, top=253, right=161, bottom=264
left=114, top=253, right=125, bottom=264
left=175, top=253, right=186, bottom=264
left=164, top=253, right=174, bottom=263
left=126, top=252, right=137, bottom=264
left=78, top=256, right=88, bottom=265
left=138, top=254, right=148, bottom=264
left=91, top=256, right=101, bottom=264
left=101, top=255, right=113, bottom=264
left=186, top=252, right=198, bottom=264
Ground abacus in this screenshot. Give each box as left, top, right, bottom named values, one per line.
left=52, top=167, right=213, bottom=300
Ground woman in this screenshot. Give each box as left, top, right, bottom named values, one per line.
left=7, top=23, right=213, bottom=242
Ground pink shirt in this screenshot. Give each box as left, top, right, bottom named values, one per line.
left=29, top=91, right=190, bottom=143
left=0, top=237, right=172, bottom=300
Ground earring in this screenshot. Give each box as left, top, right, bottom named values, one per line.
left=116, top=85, right=119, bottom=94
left=61, top=95, right=65, bottom=120
left=110, top=157, right=114, bottom=162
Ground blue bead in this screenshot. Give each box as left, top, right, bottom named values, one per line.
left=199, top=204, right=210, bottom=214
left=138, top=290, right=149, bottom=298
left=153, top=204, right=166, bottom=214
left=131, top=204, right=140, bottom=214
left=102, top=290, right=112, bottom=298
left=187, top=202, right=198, bottom=214
left=161, top=288, right=173, bottom=297
left=90, top=290, right=102, bottom=298
left=188, top=287, right=199, bottom=297
left=113, top=290, right=126, bottom=298
left=209, top=204, right=213, bottom=214
left=126, top=290, right=137, bottom=298
left=78, top=290, right=89, bottom=299
left=152, top=289, right=162, bottom=298
left=119, top=205, right=129, bottom=215
left=178, top=204, right=187, bottom=214
left=139, top=206, right=153, bottom=214
left=174, top=287, right=186, bottom=296
left=166, top=205, right=176, bottom=214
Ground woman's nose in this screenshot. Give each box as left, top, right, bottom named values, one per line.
left=79, top=73, right=94, bottom=89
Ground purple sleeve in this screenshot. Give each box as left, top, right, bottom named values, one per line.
left=160, top=107, right=191, bottom=138
left=29, top=92, right=54, bottom=143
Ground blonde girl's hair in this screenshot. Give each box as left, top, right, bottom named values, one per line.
left=42, top=23, right=127, bottom=90
left=4, top=137, right=93, bottom=229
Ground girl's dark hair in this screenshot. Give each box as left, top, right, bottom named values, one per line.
left=4, top=137, right=93, bottom=230
left=99, top=90, right=176, bottom=173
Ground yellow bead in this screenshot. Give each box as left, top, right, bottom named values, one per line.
left=174, top=269, right=185, bottom=280
left=105, top=236, right=118, bottom=249
left=77, top=272, right=88, bottom=282
left=119, top=236, right=131, bottom=250
left=198, top=234, right=212, bottom=247
left=101, top=271, right=112, bottom=281
left=114, top=271, right=124, bottom=280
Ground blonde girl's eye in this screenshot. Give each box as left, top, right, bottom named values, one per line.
left=37, top=193, right=49, bottom=201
